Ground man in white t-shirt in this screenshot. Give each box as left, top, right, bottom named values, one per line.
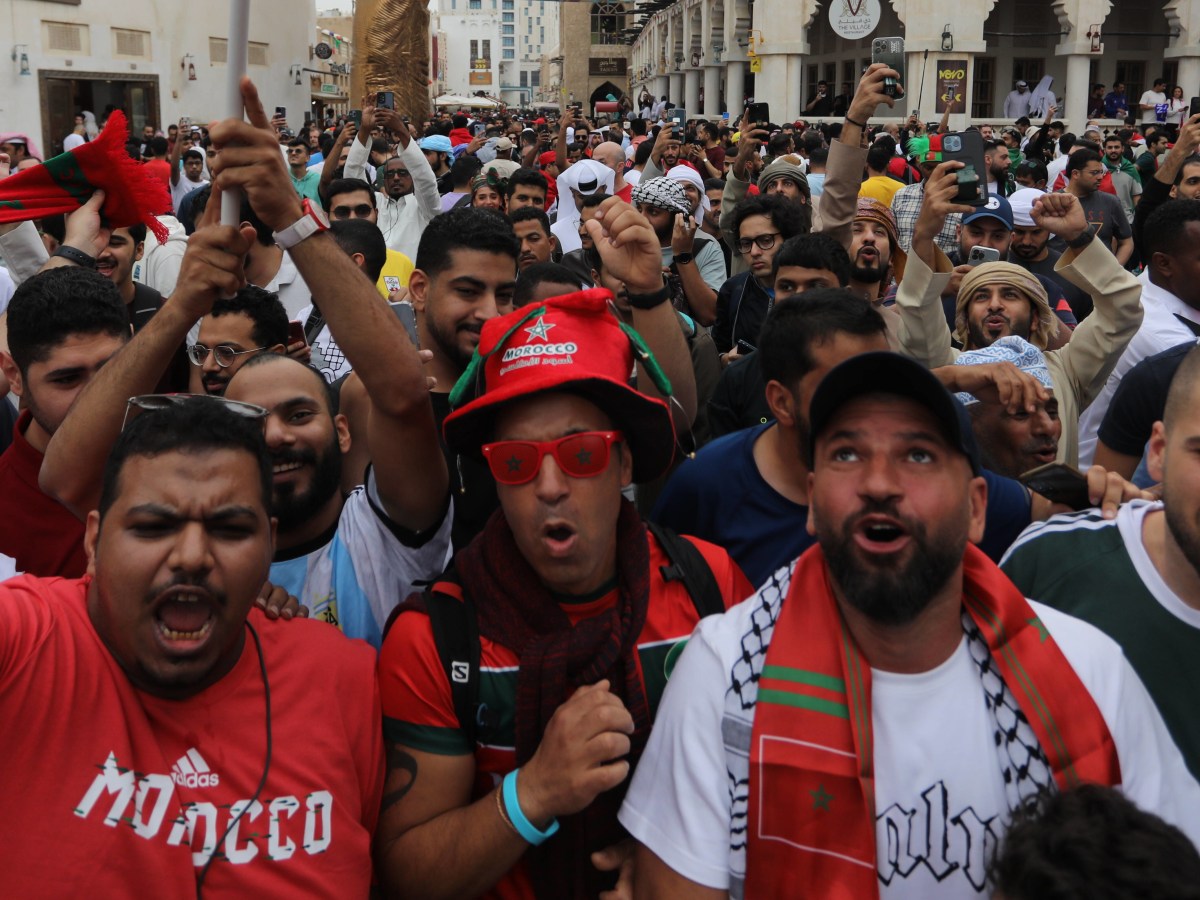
left=1140, top=77, right=1169, bottom=126
left=170, top=148, right=209, bottom=215
left=621, top=351, right=1200, bottom=899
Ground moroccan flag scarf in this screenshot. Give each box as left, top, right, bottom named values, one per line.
left=744, top=543, right=1121, bottom=899
left=0, top=110, right=170, bottom=242
left=457, top=498, right=653, bottom=900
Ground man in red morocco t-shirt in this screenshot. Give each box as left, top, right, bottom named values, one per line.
left=0, top=397, right=383, bottom=898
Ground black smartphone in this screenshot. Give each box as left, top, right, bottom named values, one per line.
left=871, top=36, right=905, bottom=98
left=348, top=108, right=362, bottom=128
left=389, top=301, right=419, bottom=347
left=275, top=106, right=287, bottom=119
left=1020, top=462, right=1091, bottom=510
left=746, top=102, right=770, bottom=129
left=736, top=338, right=757, bottom=356
left=1191, top=97, right=1200, bottom=117
left=303, top=111, right=313, bottom=126
left=287, top=320, right=307, bottom=347
left=377, top=91, right=395, bottom=111
left=941, top=131, right=989, bottom=207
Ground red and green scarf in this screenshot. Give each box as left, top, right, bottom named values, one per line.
left=744, top=543, right=1121, bottom=898
left=0, top=110, right=170, bottom=242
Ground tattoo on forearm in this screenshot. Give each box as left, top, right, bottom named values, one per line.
left=382, top=744, right=418, bottom=811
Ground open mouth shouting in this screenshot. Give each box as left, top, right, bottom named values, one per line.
left=853, top=513, right=911, bottom=556
left=153, top=584, right=218, bottom=649
left=541, top=520, right=578, bottom=557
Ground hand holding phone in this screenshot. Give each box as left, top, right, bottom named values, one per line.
left=275, top=106, right=287, bottom=120
left=1020, top=462, right=1090, bottom=510
left=1190, top=97, right=1200, bottom=118
left=377, top=91, right=395, bottom=111
left=871, top=37, right=905, bottom=99
left=941, top=131, right=989, bottom=207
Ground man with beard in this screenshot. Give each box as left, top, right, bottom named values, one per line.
left=1008, top=188, right=1094, bottom=319
left=632, top=178, right=726, bottom=326
left=622, top=350, right=1200, bottom=899
left=1132, top=114, right=1200, bottom=257
left=40, top=77, right=453, bottom=648
left=895, top=162, right=1143, bottom=465
left=345, top=93, right=442, bottom=261
left=186, top=287, right=289, bottom=396
left=1003, top=343, right=1200, bottom=779
left=1102, top=135, right=1143, bottom=224
left=954, top=337, right=1062, bottom=478
left=985, top=139, right=1013, bottom=198
left=408, top=206, right=519, bottom=549
left=847, top=197, right=903, bottom=310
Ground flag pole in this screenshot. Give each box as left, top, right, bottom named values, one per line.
left=221, top=0, right=250, bottom=226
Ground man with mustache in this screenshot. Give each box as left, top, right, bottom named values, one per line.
left=40, top=77, right=453, bottom=649
left=954, top=337, right=1061, bottom=478
left=622, top=351, right=1200, bottom=899
left=187, top=287, right=289, bottom=396
left=893, top=161, right=1143, bottom=465
left=0, top=398, right=384, bottom=895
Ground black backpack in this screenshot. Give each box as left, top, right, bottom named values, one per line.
left=422, top=522, right=724, bottom=745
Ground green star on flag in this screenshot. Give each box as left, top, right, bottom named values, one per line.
left=1028, top=617, right=1049, bottom=643
left=810, top=784, right=833, bottom=810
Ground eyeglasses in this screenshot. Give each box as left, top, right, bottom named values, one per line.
left=737, top=232, right=782, bottom=254
left=481, top=431, right=624, bottom=485
left=385, top=168, right=411, bottom=178
left=122, top=393, right=269, bottom=431
left=331, top=203, right=374, bottom=219
left=186, top=343, right=267, bottom=368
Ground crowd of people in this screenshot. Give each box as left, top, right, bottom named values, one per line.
left=3, top=59, right=1200, bottom=898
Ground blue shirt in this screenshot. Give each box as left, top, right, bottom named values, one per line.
left=652, top=423, right=1033, bottom=587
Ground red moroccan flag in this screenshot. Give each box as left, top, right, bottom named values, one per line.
left=0, top=110, right=170, bottom=243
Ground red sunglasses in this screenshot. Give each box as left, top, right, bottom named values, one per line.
left=482, top=431, right=624, bottom=485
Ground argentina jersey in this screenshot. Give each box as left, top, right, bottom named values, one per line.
left=270, top=471, right=453, bottom=650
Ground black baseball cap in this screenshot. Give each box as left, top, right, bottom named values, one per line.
left=807, top=352, right=982, bottom=475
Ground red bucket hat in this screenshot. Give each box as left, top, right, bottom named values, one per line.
left=443, top=288, right=676, bottom=482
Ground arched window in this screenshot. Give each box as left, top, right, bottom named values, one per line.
left=591, top=1, right=626, bottom=45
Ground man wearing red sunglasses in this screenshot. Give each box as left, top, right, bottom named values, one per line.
left=374, top=203, right=753, bottom=899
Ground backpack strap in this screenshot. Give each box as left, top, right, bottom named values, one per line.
left=423, top=579, right=482, bottom=747
left=646, top=520, right=725, bottom=618
left=303, top=305, right=326, bottom=346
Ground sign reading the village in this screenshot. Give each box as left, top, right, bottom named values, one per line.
left=829, top=0, right=881, bottom=39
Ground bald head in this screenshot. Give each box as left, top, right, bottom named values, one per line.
left=592, top=142, right=626, bottom=178
left=1164, top=344, right=1200, bottom=430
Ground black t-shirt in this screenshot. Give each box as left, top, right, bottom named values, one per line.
left=1012, top=248, right=1094, bottom=320
left=706, top=351, right=771, bottom=442
left=712, top=272, right=772, bottom=355
left=1098, top=339, right=1197, bottom=456
left=430, top=390, right=500, bottom=552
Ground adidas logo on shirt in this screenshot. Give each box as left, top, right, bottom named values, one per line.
left=171, top=748, right=220, bottom=788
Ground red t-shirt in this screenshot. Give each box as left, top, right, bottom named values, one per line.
left=0, top=410, right=87, bottom=577
left=378, top=532, right=752, bottom=900
left=616, top=182, right=634, bottom=203
left=143, top=158, right=172, bottom=189
left=0, top=575, right=384, bottom=898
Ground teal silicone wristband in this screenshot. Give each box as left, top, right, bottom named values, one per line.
left=502, top=769, right=560, bottom=846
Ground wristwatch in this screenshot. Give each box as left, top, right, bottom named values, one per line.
left=52, top=245, right=97, bottom=269
left=273, top=199, right=330, bottom=250
left=674, top=251, right=695, bottom=265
